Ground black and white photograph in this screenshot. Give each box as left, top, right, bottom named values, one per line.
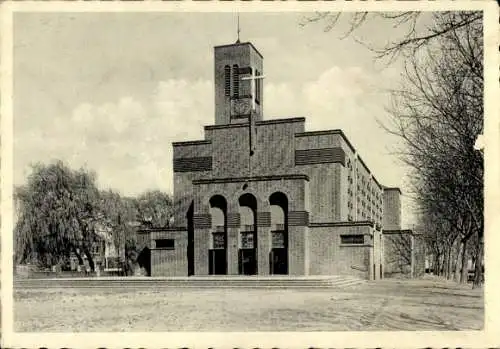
left=1, top=1, right=498, bottom=347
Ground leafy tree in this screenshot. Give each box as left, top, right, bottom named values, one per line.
left=14, top=161, right=101, bottom=270
left=14, top=160, right=175, bottom=275
left=136, top=190, right=173, bottom=227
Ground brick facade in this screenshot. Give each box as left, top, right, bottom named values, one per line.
left=139, top=41, right=408, bottom=280
left=383, top=188, right=402, bottom=230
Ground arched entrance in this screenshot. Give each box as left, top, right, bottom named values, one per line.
left=209, top=195, right=228, bottom=275
left=269, top=192, right=288, bottom=275
left=238, top=193, right=258, bottom=275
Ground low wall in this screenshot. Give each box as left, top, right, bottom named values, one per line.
left=308, top=224, right=375, bottom=279
left=150, top=230, right=188, bottom=276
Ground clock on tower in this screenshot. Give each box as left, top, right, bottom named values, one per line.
left=230, top=98, right=252, bottom=118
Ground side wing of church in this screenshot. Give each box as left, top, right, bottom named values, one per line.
left=137, top=42, right=412, bottom=280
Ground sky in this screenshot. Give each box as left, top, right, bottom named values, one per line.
left=13, top=11, right=421, bottom=227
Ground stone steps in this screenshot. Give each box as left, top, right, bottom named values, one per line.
left=14, top=275, right=366, bottom=289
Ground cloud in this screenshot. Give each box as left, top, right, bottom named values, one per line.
left=15, top=66, right=414, bottom=225
left=15, top=79, right=213, bottom=196
left=152, top=79, right=213, bottom=141
left=264, top=83, right=305, bottom=118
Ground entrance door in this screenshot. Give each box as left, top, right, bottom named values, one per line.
left=209, top=231, right=227, bottom=275
left=209, top=249, right=227, bottom=275
left=238, top=231, right=257, bottom=275
left=239, top=248, right=257, bottom=275
left=270, top=248, right=288, bottom=274
left=270, top=230, right=288, bottom=274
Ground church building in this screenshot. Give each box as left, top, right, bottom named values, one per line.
left=137, top=40, right=409, bottom=280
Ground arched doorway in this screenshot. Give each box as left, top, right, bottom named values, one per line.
left=209, top=195, right=228, bottom=275
left=269, top=192, right=288, bottom=275
left=238, top=193, right=258, bottom=275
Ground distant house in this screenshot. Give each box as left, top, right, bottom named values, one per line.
left=68, top=223, right=124, bottom=271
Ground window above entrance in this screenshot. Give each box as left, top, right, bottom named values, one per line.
left=271, top=231, right=285, bottom=249
left=241, top=232, right=254, bottom=249
left=212, top=232, right=225, bottom=249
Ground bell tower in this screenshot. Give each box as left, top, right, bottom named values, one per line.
left=214, top=42, right=264, bottom=125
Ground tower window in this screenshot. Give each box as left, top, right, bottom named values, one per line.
left=232, top=64, right=239, bottom=98
left=224, top=65, right=231, bottom=97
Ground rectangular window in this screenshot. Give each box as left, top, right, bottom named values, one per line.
left=271, top=231, right=285, bottom=249
left=212, top=232, right=225, bottom=249
left=155, top=239, right=175, bottom=249
left=341, top=234, right=364, bottom=244
left=241, top=232, right=254, bottom=249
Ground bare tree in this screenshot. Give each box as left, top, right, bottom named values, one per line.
left=302, top=11, right=484, bottom=287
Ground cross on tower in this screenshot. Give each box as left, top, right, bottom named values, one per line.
left=240, top=68, right=265, bottom=160
left=241, top=68, right=265, bottom=111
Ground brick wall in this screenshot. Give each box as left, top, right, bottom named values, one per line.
left=150, top=230, right=188, bottom=276
left=193, top=177, right=308, bottom=214
left=288, top=226, right=307, bottom=275
left=383, top=188, right=402, bottom=230
left=172, top=141, right=213, bottom=226
left=294, top=131, right=350, bottom=223
left=190, top=178, right=308, bottom=276
left=308, top=224, right=374, bottom=279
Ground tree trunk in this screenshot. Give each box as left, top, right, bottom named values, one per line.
left=72, top=246, right=84, bottom=265
left=447, top=247, right=453, bottom=280
left=444, top=246, right=452, bottom=279
left=83, top=249, right=95, bottom=272
left=433, top=252, right=440, bottom=276
left=460, top=239, right=469, bottom=284
left=454, top=240, right=463, bottom=282
left=473, top=234, right=483, bottom=289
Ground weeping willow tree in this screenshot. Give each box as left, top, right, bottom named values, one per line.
left=14, top=161, right=101, bottom=270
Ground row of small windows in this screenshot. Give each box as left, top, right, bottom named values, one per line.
left=211, top=231, right=285, bottom=250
